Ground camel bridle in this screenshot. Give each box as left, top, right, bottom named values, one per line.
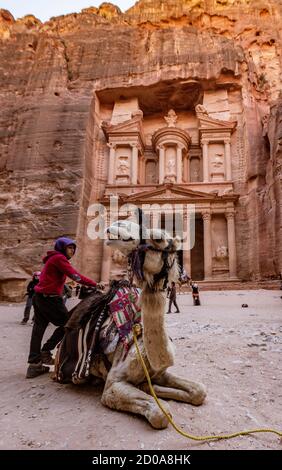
left=128, top=240, right=176, bottom=291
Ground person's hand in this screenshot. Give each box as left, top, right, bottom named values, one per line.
left=96, top=283, right=105, bottom=290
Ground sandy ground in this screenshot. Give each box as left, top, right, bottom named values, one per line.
left=0, top=290, right=281, bottom=451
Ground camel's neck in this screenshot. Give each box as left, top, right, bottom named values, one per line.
left=141, top=288, right=175, bottom=371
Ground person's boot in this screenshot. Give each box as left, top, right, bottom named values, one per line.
left=41, top=350, right=55, bottom=365
left=20, top=319, right=28, bottom=324
left=26, top=362, right=49, bottom=379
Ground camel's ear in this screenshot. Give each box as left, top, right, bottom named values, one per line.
left=172, top=235, right=182, bottom=251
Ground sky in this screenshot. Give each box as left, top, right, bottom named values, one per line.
left=0, top=1, right=137, bottom=22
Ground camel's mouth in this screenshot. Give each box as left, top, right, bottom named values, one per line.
left=106, top=234, right=135, bottom=243
left=106, top=229, right=137, bottom=243
left=105, top=220, right=141, bottom=246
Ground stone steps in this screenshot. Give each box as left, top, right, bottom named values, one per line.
left=179, top=280, right=281, bottom=292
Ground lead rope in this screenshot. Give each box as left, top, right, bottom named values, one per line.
left=132, top=325, right=282, bottom=442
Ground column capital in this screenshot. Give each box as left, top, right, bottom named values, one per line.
left=107, top=142, right=116, bottom=149
left=202, top=211, right=211, bottom=221
left=224, top=138, right=231, bottom=145
left=157, top=144, right=165, bottom=150
left=225, top=211, right=235, bottom=220
left=131, top=143, right=141, bottom=153
left=201, top=138, right=209, bottom=146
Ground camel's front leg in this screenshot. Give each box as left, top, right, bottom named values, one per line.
left=101, top=380, right=171, bottom=429
left=151, top=371, right=206, bottom=405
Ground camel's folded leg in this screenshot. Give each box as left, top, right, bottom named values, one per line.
left=139, top=383, right=201, bottom=403
left=151, top=371, right=206, bottom=405
left=101, top=380, right=171, bottom=429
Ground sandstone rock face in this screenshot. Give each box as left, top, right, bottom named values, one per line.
left=0, top=0, right=281, bottom=300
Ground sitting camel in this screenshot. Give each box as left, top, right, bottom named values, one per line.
left=55, top=220, right=206, bottom=429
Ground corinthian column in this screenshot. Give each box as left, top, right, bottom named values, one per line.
left=140, top=155, right=145, bottom=185
left=201, top=139, right=209, bottom=182
left=183, top=154, right=187, bottom=183
left=107, top=143, right=116, bottom=184
left=224, top=138, right=232, bottom=181
left=202, top=211, right=212, bottom=279
left=131, top=144, right=139, bottom=185
left=226, top=211, right=237, bottom=278
left=182, top=213, right=191, bottom=276
left=176, top=145, right=183, bottom=183
left=158, top=145, right=165, bottom=184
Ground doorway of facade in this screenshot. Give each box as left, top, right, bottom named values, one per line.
left=191, top=215, right=204, bottom=280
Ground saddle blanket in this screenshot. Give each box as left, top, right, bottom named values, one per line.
left=55, top=286, right=142, bottom=384
left=109, top=286, right=142, bottom=352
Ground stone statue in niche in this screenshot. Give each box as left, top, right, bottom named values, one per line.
left=117, top=157, right=130, bottom=175
left=193, top=168, right=200, bottom=181
left=148, top=173, right=156, bottom=183
left=215, top=245, right=228, bottom=260
left=212, top=153, right=224, bottom=168
left=164, top=109, right=178, bottom=127
left=166, top=158, right=176, bottom=174
left=164, top=158, right=176, bottom=182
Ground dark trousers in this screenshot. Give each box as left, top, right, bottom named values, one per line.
left=22, top=296, right=33, bottom=321
left=168, top=298, right=180, bottom=312
left=28, top=293, right=69, bottom=364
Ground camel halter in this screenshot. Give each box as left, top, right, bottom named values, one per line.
left=128, top=208, right=177, bottom=290
left=128, top=241, right=176, bottom=291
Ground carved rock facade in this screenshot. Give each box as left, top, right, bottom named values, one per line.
left=0, top=0, right=281, bottom=299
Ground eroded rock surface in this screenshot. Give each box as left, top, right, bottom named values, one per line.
left=0, top=1, right=281, bottom=300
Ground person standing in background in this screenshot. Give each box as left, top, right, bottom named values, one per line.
left=20, top=272, right=41, bottom=324
left=166, top=281, right=180, bottom=314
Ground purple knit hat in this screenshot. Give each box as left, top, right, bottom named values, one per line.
left=54, top=237, right=76, bottom=254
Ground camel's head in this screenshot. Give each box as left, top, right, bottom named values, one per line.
left=142, top=229, right=181, bottom=289
left=106, top=219, right=181, bottom=289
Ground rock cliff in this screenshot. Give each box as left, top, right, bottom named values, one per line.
left=0, top=0, right=281, bottom=300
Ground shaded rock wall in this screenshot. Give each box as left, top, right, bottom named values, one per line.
left=0, top=0, right=281, bottom=300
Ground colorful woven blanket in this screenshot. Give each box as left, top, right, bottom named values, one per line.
left=109, top=286, right=142, bottom=352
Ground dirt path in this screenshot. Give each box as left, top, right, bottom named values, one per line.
left=0, top=290, right=281, bottom=450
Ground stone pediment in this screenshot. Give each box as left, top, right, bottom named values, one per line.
left=195, top=105, right=237, bottom=134
left=198, top=115, right=237, bottom=132
left=102, top=112, right=144, bottom=137
left=123, top=184, right=221, bottom=203
left=102, top=111, right=145, bottom=149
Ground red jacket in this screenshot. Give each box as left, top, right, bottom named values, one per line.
left=35, top=251, right=96, bottom=295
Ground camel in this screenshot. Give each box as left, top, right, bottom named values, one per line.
left=177, top=276, right=191, bottom=295
left=56, top=219, right=206, bottom=429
